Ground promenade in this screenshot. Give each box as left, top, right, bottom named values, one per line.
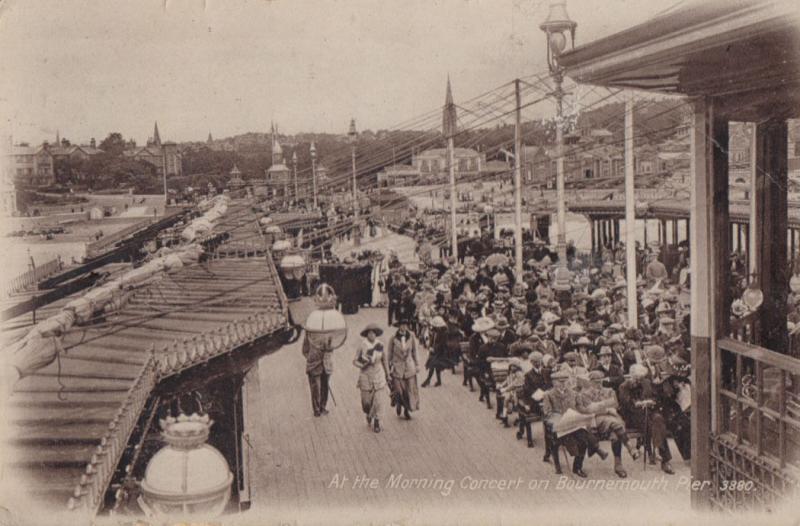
left=243, top=307, right=694, bottom=524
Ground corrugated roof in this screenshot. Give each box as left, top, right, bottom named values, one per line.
left=2, top=201, right=288, bottom=514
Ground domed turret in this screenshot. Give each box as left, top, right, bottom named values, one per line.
left=140, top=413, right=232, bottom=518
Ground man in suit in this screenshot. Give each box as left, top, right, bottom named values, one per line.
left=518, top=351, right=551, bottom=452
left=618, top=364, right=675, bottom=474
left=594, top=346, right=625, bottom=391
left=302, top=333, right=333, bottom=417
left=575, top=336, right=598, bottom=371
left=542, top=368, right=607, bottom=477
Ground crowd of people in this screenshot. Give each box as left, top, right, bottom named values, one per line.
left=365, top=238, right=693, bottom=479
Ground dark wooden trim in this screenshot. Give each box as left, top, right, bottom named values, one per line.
left=755, top=119, right=789, bottom=351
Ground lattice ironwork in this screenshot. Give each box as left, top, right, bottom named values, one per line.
left=710, top=434, right=799, bottom=512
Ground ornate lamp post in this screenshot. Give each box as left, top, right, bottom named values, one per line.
left=540, top=1, right=577, bottom=294
left=310, top=141, right=318, bottom=210
left=348, top=118, right=358, bottom=218
left=303, top=284, right=348, bottom=352
left=349, top=118, right=361, bottom=246
left=292, top=151, right=298, bottom=203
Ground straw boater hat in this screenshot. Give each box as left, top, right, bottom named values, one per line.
left=472, top=317, right=496, bottom=333
left=529, top=350, right=544, bottom=363
left=508, top=357, right=532, bottom=373
left=430, top=316, right=447, bottom=329
left=360, top=323, right=384, bottom=338
left=551, top=368, right=570, bottom=381
left=598, top=346, right=613, bottom=357
left=576, top=336, right=592, bottom=347
left=566, top=322, right=585, bottom=337
left=534, top=322, right=549, bottom=336
left=629, top=363, right=649, bottom=379
left=645, top=345, right=667, bottom=363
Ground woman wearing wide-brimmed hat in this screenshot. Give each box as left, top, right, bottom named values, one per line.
left=387, top=318, right=421, bottom=419
left=354, top=323, right=390, bottom=433
left=421, top=316, right=449, bottom=387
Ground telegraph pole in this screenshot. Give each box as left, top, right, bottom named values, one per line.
left=443, top=77, right=458, bottom=261
left=513, top=78, right=524, bottom=278
left=625, top=97, right=638, bottom=327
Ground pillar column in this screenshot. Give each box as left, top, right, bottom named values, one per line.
left=689, top=97, right=727, bottom=509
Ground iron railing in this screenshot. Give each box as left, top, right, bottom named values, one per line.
left=5, top=258, right=62, bottom=295
left=712, top=337, right=800, bottom=511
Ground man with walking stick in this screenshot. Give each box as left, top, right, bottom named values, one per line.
left=302, top=333, right=333, bottom=417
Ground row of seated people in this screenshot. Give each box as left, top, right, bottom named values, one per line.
left=448, top=319, right=691, bottom=479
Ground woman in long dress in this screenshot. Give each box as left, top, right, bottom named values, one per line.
left=386, top=318, right=421, bottom=420
left=355, top=323, right=390, bottom=433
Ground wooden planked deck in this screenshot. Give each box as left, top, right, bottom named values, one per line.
left=245, top=307, right=696, bottom=523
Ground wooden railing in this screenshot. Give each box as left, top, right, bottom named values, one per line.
left=5, top=258, right=63, bottom=295
left=711, top=337, right=800, bottom=511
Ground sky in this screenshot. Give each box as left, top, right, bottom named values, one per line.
left=0, top=0, right=678, bottom=145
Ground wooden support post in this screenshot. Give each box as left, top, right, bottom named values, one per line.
left=590, top=218, right=596, bottom=257
left=643, top=218, right=648, bottom=246
left=672, top=219, right=678, bottom=247
left=614, top=219, right=620, bottom=248
left=754, top=119, right=789, bottom=352
left=737, top=223, right=743, bottom=254
left=689, top=98, right=725, bottom=509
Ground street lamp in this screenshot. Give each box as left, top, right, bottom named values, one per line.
left=540, top=1, right=577, bottom=294
left=348, top=118, right=358, bottom=218
left=303, top=283, right=348, bottom=352
left=292, top=151, right=298, bottom=203
left=310, top=141, right=318, bottom=210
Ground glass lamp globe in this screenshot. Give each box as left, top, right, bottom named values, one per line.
left=790, top=274, right=800, bottom=293
left=742, top=280, right=763, bottom=311
left=280, top=254, right=306, bottom=281
left=549, top=32, right=567, bottom=55
left=140, top=414, right=232, bottom=519
left=304, top=284, right=348, bottom=351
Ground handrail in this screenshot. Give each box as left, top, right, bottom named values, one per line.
left=717, top=338, right=800, bottom=376
left=67, top=348, right=159, bottom=515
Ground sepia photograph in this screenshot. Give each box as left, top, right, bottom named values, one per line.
left=0, top=0, right=799, bottom=524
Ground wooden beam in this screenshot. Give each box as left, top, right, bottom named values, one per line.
left=754, top=119, right=789, bottom=351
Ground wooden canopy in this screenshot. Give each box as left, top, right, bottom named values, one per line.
left=558, top=0, right=800, bottom=122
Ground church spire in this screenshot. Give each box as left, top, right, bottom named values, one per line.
left=443, top=75, right=457, bottom=139
left=153, top=121, right=161, bottom=146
